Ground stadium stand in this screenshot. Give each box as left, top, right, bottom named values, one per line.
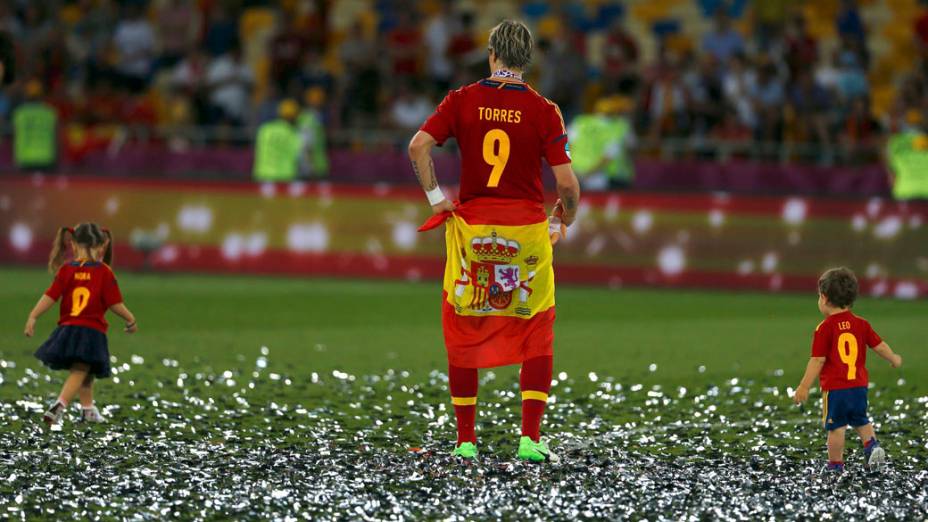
left=0, top=0, right=926, bottom=187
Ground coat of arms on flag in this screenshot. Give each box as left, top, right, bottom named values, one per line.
left=453, top=231, right=530, bottom=311
left=442, top=214, right=555, bottom=319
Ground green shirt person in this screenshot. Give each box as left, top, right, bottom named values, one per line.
left=297, top=87, right=329, bottom=178
left=253, top=99, right=302, bottom=182
left=886, top=129, right=928, bottom=200
left=13, top=80, right=57, bottom=170
left=567, top=96, right=635, bottom=190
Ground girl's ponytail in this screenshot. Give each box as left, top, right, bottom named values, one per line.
left=101, top=228, right=113, bottom=266
left=48, top=227, right=72, bottom=273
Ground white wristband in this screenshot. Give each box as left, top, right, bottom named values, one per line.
left=425, top=186, right=446, bottom=206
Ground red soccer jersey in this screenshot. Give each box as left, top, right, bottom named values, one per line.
left=811, top=311, right=883, bottom=391
left=420, top=77, right=571, bottom=204
left=45, top=262, right=124, bottom=334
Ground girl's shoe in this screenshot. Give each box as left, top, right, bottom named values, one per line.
left=81, top=406, right=105, bottom=423
left=42, top=401, right=66, bottom=426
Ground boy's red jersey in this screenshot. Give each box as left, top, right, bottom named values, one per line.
left=420, top=78, right=571, bottom=204
left=811, top=311, right=882, bottom=391
left=45, top=262, right=124, bottom=334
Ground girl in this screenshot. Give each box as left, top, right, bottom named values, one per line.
left=23, top=223, right=138, bottom=425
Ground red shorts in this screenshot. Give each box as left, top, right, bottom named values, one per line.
left=442, top=292, right=554, bottom=369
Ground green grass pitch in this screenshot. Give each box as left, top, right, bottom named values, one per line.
left=0, top=268, right=925, bottom=519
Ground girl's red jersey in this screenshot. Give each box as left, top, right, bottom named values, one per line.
left=811, top=311, right=883, bottom=391
left=420, top=78, right=571, bottom=205
left=45, top=262, right=124, bottom=334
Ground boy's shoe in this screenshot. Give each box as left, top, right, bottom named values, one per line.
left=823, top=462, right=845, bottom=473
left=864, top=439, right=886, bottom=470
left=517, top=436, right=558, bottom=463
left=451, top=442, right=477, bottom=459
left=42, top=401, right=66, bottom=426
left=80, top=406, right=105, bottom=423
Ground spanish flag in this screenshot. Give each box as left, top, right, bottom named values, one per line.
left=420, top=197, right=556, bottom=369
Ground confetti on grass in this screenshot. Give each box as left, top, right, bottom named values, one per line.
left=0, top=355, right=926, bottom=520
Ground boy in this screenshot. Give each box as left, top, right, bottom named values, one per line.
left=793, top=267, right=902, bottom=472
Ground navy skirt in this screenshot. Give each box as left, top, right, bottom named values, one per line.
left=34, top=325, right=111, bottom=378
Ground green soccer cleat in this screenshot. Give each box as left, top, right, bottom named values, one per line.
left=518, top=436, right=557, bottom=463
left=451, top=442, right=477, bottom=459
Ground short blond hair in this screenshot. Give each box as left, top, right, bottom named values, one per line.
left=489, top=20, right=533, bottom=70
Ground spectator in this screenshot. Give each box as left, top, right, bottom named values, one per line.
left=836, top=0, right=866, bottom=44
left=815, top=49, right=842, bottom=93
left=0, top=1, right=23, bottom=41
left=601, top=17, right=639, bottom=92
left=836, top=52, right=869, bottom=103
left=386, top=11, right=422, bottom=81
left=297, top=87, right=329, bottom=179
left=751, top=0, right=797, bottom=49
left=387, top=81, right=433, bottom=134
left=684, top=54, right=724, bottom=137
left=916, top=2, right=928, bottom=53
left=293, top=0, right=328, bottom=52
left=112, top=3, right=156, bottom=93
left=68, top=0, right=118, bottom=72
left=338, top=22, right=380, bottom=127
left=702, top=9, right=745, bottom=64
left=750, top=61, right=785, bottom=144
left=203, top=4, right=238, bottom=57
left=423, top=1, right=454, bottom=92
left=448, top=11, right=478, bottom=68
left=538, top=33, right=586, bottom=118
left=254, top=84, right=285, bottom=127
left=20, top=3, right=55, bottom=66
left=28, top=5, right=68, bottom=91
left=713, top=105, right=752, bottom=144
left=645, top=52, right=688, bottom=141
left=723, top=53, right=758, bottom=130
left=788, top=70, right=831, bottom=155
left=171, top=47, right=210, bottom=123
left=299, top=48, right=334, bottom=96
left=205, top=44, right=254, bottom=126
left=269, top=17, right=308, bottom=92
left=447, top=11, right=482, bottom=85
left=157, top=0, right=201, bottom=70
left=785, top=14, right=818, bottom=77
left=842, top=97, right=881, bottom=163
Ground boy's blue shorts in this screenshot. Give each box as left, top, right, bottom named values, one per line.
left=823, top=386, right=870, bottom=431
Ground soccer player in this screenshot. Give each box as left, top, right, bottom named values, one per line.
left=793, top=267, right=902, bottom=472
left=409, top=20, right=580, bottom=461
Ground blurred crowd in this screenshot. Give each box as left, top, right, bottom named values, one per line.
left=4, top=0, right=928, bottom=165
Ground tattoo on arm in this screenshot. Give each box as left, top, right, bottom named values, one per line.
left=411, top=158, right=438, bottom=190
left=425, top=159, right=438, bottom=190
left=562, top=192, right=578, bottom=213
left=411, top=160, right=422, bottom=183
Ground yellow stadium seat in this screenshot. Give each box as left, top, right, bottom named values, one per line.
left=630, top=2, right=674, bottom=23
left=240, top=8, right=276, bottom=42
left=665, top=34, right=693, bottom=55
left=252, top=56, right=270, bottom=103
left=536, top=15, right=562, bottom=40
left=59, top=5, right=83, bottom=26
left=419, top=0, right=441, bottom=16
left=870, top=85, right=895, bottom=118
